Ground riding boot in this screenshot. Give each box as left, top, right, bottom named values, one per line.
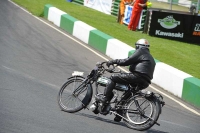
left=104, top=80, right=115, bottom=101
left=95, top=80, right=115, bottom=103
left=95, top=80, right=115, bottom=115
left=114, top=110, right=123, bottom=122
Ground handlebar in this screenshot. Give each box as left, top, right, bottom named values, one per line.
left=96, top=61, right=121, bottom=73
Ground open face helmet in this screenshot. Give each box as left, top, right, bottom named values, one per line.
left=135, top=39, right=150, bottom=50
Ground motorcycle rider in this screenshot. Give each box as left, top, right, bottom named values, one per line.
left=96, top=38, right=156, bottom=122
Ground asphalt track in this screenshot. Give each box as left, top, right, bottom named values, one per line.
left=0, top=0, right=200, bottom=133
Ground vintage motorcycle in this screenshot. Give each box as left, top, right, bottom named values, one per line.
left=57, top=62, right=165, bottom=131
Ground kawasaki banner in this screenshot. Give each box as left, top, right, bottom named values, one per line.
left=149, top=11, right=200, bottom=44
left=84, top=0, right=112, bottom=15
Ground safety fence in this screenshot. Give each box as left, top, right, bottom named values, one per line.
left=72, top=0, right=200, bottom=14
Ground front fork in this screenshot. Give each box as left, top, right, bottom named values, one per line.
left=69, top=76, right=93, bottom=109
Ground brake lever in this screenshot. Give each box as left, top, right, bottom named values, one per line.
left=106, top=68, right=113, bottom=73
left=106, top=65, right=121, bottom=73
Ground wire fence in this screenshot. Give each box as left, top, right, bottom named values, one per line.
left=111, top=0, right=200, bottom=14
left=149, top=0, right=200, bottom=13
left=72, top=0, right=200, bottom=15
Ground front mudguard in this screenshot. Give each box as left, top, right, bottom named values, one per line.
left=68, top=76, right=93, bottom=108
left=82, top=83, right=93, bottom=108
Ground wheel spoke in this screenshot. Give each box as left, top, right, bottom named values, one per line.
left=142, top=102, right=151, bottom=111
left=58, top=78, right=88, bottom=112
left=126, top=96, right=153, bottom=124
left=123, top=95, right=160, bottom=130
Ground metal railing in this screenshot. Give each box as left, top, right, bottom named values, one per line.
left=111, top=0, right=120, bottom=16
left=71, top=0, right=199, bottom=14
left=72, top=0, right=84, bottom=5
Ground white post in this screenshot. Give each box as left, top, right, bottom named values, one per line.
left=197, top=0, right=200, bottom=14
left=169, top=0, right=172, bottom=10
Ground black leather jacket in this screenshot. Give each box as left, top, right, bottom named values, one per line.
left=113, top=47, right=156, bottom=82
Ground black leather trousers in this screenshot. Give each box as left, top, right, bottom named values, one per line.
left=104, top=73, right=148, bottom=101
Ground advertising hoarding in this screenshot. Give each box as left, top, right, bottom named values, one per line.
left=149, top=11, right=200, bottom=44
left=84, top=0, right=112, bottom=15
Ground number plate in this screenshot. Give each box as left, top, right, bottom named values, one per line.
left=72, top=71, right=84, bottom=76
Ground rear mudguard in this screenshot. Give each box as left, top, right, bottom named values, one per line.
left=139, top=90, right=164, bottom=114
left=68, top=76, right=93, bottom=108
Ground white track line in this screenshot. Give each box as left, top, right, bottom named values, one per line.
left=9, top=0, right=200, bottom=116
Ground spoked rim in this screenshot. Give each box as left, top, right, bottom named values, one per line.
left=126, top=97, right=153, bottom=124
left=60, top=94, right=82, bottom=110
left=59, top=79, right=87, bottom=111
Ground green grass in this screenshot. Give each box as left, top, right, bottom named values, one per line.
left=12, top=0, right=200, bottom=79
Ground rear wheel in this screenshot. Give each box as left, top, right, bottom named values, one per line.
left=123, top=95, right=160, bottom=131
left=57, top=77, right=88, bottom=113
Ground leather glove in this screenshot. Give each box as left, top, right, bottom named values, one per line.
left=106, top=60, right=116, bottom=67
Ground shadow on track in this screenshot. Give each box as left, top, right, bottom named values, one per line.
left=75, top=112, right=126, bottom=126
left=74, top=112, right=168, bottom=133
left=145, top=129, right=168, bottom=133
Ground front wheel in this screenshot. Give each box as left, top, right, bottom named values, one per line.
left=57, top=77, right=89, bottom=113
left=123, top=95, right=160, bottom=131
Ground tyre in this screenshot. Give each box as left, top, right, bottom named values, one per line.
left=57, top=77, right=88, bottom=113
left=123, top=95, right=160, bottom=131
